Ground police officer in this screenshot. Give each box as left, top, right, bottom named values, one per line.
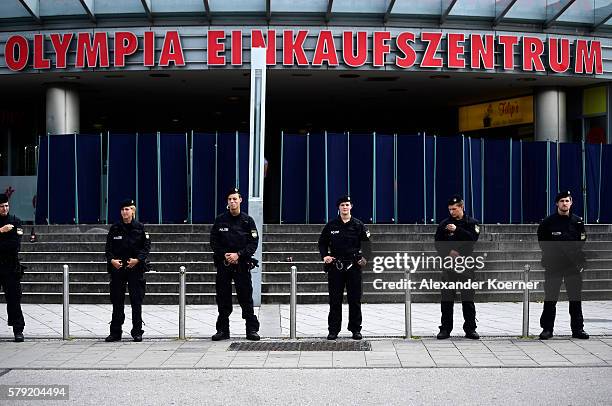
left=210, top=188, right=260, bottom=341
left=0, top=194, right=25, bottom=342
left=318, top=196, right=370, bottom=340
left=434, top=195, right=480, bottom=340
left=538, top=190, right=589, bottom=340
left=105, top=199, right=150, bottom=342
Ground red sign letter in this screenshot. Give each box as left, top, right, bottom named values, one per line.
left=575, top=40, right=603, bottom=74
left=470, top=34, right=494, bottom=70
left=498, top=35, right=519, bottom=70
left=251, top=30, right=277, bottom=65
left=4, top=35, right=28, bottom=71
left=76, top=32, right=110, bottom=68
left=522, top=36, right=545, bottom=72
left=548, top=38, right=570, bottom=73
left=159, top=31, right=185, bottom=66
left=312, top=30, right=339, bottom=66
left=447, top=33, right=465, bottom=69
left=33, top=34, right=51, bottom=69
left=50, top=33, right=73, bottom=69
left=114, top=32, right=138, bottom=67
left=420, top=32, right=443, bottom=68
left=283, top=30, right=309, bottom=66
left=373, top=31, right=391, bottom=67
left=343, top=31, right=368, bottom=67
left=395, top=32, right=416, bottom=68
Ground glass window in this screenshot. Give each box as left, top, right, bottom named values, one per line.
left=504, top=0, right=547, bottom=21
left=594, top=0, right=612, bottom=25
left=40, top=0, right=88, bottom=16
left=450, top=0, right=496, bottom=18
left=272, top=0, right=329, bottom=13
left=208, top=0, right=265, bottom=13
left=0, top=1, right=31, bottom=19
left=332, top=0, right=390, bottom=14
left=585, top=116, right=607, bottom=143
left=389, top=0, right=442, bottom=16
left=95, top=0, right=146, bottom=14
left=151, top=0, right=205, bottom=13
left=557, top=0, right=595, bottom=24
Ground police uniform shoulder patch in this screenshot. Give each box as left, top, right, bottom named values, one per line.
left=580, top=233, right=586, bottom=240
left=145, top=232, right=150, bottom=239
left=251, top=229, right=258, bottom=238
left=366, top=230, right=371, bottom=238
left=474, top=224, right=480, bottom=234
left=16, top=228, right=23, bottom=236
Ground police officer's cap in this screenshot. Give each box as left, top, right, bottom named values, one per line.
left=227, top=187, right=241, bottom=198
left=0, top=194, right=8, bottom=204
left=120, top=198, right=136, bottom=209
left=447, top=194, right=463, bottom=206
left=336, top=195, right=352, bottom=207
left=555, top=190, right=572, bottom=202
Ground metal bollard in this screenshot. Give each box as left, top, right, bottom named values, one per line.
left=290, top=266, right=297, bottom=339
left=522, top=264, right=530, bottom=337
left=404, top=270, right=412, bottom=339
left=179, top=266, right=186, bottom=340
left=62, top=264, right=69, bottom=340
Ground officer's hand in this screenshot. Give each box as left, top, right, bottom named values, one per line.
left=111, top=259, right=122, bottom=269
left=127, top=258, right=139, bottom=268
left=357, top=257, right=367, bottom=267
left=448, top=250, right=460, bottom=258
left=446, top=224, right=457, bottom=232
left=0, top=224, right=14, bottom=233
left=323, top=256, right=335, bottom=264
left=226, top=253, right=239, bottom=264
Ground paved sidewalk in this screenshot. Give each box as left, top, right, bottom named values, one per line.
left=2, top=301, right=611, bottom=339
left=0, top=337, right=611, bottom=369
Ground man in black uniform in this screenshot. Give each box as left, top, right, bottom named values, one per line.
left=434, top=195, right=480, bottom=340
left=538, top=190, right=589, bottom=340
left=318, top=196, right=370, bottom=340
left=210, top=188, right=260, bottom=341
left=105, top=199, right=150, bottom=342
left=0, top=194, right=25, bottom=342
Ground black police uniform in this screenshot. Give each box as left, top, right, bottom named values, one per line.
left=538, top=199, right=587, bottom=336
left=105, top=215, right=150, bottom=339
left=0, top=210, right=25, bottom=339
left=210, top=210, right=260, bottom=336
left=434, top=200, right=480, bottom=336
left=318, top=200, right=371, bottom=336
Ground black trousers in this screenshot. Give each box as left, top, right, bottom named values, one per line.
left=327, top=267, right=362, bottom=334
left=109, top=269, right=146, bottom=337
left=215, top=264, right=259, bottom=333
left=440, top=270, right=476, bottom=332
left=540, top=271, right=584, bottom=332
left=0, top=271, right=25, bottom=334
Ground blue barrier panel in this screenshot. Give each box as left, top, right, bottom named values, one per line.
left=375, top=134, right=394, bottom=223
left=49, top=134, right=76, bottom=224
left=397, top=135, right=424, bottom=223
left=160, top=133, right=188, bottom=224
left=483, top=139, right=510, bottom=223
left=548, top=142, right=559, bottom=215
left=425, top=136, right=436, bottom=223
left=308, top=133, right=326, bottom=224
left=511, top=140, right=522, bottom=223
left=349, top=133, right=373, bottom=223
left=468, top=138, right=482, bottom=221
left=108, top=134, right=137, bottom=223
left=137, top=134, right=159, bottom=224
left=35, top=135, right=49, bottom=224
left=192, top=133, right=216, bottom=223
left=435, top=136, right=463, bottom=223
left=281, top=134, right=307, bottom=223
left=238, top=132, right=249, bottom=214
left=585, top=143, right=602, bottom=223
left=76, top=134, right=102, bottom=223
left=216, top=132, right=238, bottom=216
left=326, top=132, right=348, bottom=221
left=559, top=143, right=584, bottom=219
left=522, top=141, right=548, bottom=223
left=600, top=144, right=612, bottom=223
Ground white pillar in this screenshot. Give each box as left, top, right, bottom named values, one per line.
left=46, top=85, right=79, bottom=134
left=534, top=87, right=567, bottom=142
left=248, top=47, right=267, bottom=307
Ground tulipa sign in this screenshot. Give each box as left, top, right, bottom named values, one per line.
left=3, top=29, right=603, bottom=74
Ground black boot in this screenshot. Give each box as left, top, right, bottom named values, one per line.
left=246, top=331, right=260, bottom=341
left=212, top=331, right=230, bottom=341
left=539, top=330, right=553, bottom=340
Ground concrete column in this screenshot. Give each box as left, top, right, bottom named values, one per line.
left=534, top=87, right=567, bottom=142
left=46, top=85, right=79, bottom=134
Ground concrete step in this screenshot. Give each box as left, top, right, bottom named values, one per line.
left=21, top=242, right=209, bottom=252
left=31, top=233, right=211, bottom=243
